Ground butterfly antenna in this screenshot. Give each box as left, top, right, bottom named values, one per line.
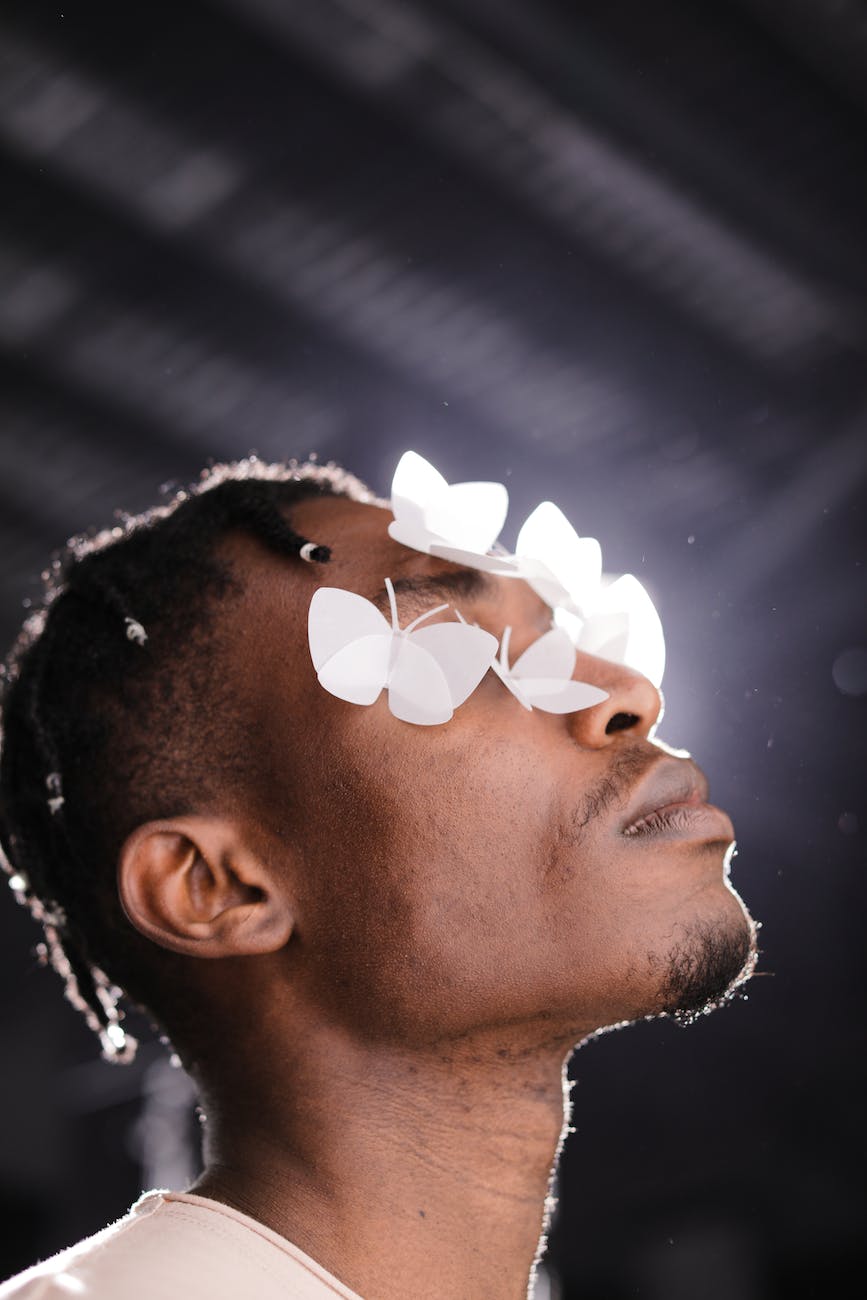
left=384, top=577, right=400, bottom=632
left=404, top=602, right=450, bottom=634
left=500, top=625, right=512, bottom=670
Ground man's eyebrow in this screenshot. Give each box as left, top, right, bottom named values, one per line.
left=370, top=567, right=499, bottom=614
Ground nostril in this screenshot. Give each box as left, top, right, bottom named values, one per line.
left=605, top=711, right=640, bottom=735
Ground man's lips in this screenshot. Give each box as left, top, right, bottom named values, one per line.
left=620, top=756, right=734, bottom=840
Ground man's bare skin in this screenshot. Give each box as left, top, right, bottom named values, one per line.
left=116, top=495, right=755, bottom=1300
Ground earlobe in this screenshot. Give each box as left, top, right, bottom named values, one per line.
left=117, top=816, right=293, bottom=959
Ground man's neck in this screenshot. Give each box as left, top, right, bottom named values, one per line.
left=191, top=1023, right=577, bottom=1300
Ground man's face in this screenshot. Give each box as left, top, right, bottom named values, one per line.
left=231, top=495, right=755, bottom=1050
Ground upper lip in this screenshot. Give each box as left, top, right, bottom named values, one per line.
left=620, top=756, right=710, bottom=833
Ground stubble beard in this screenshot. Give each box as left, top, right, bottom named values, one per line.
left=659, top=905, right=760, bottom=1025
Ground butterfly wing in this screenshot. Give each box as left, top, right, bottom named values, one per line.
left=575, top=609, right=629, bottom=663
left=511, top=555, right=571, bottom=608
left=426, top=481, right=509, bottom=553
left=562, top=537, right=603, bottom=611
left=516, top=502, right=602, bottom=609
left=490, top=655, right=533, bottom=710
left=387, top=636, right=455, bottom=725
left=508, top=627, right=607, bottom=713
left=317, top=634, right=393, bottom=706
left=390, top=450, right=448, bottom=532
left=515, top=678, right=609, bottom=714
left=308, top=587, right=391, bottom=671
left=427, top=543, right=520, bottom=574
left=581, top=574, right=665, bottom=688
left=553, top=606, right=584, bottom=643
left=390, top=450, right=509, bottom=558
left=387, top=519, right=435, bottom=554
left=408, top=622, right=498, bottom=708
left=510, top=627, right=577, bottom=681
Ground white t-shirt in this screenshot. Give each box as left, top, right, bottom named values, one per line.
left=0, top=1190, right=364, bottom=1299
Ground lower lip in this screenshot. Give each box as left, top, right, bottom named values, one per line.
left=622, top=801, right=734, bottom=840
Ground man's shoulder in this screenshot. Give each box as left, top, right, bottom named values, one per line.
left=0, top=1192, right=171, bottom=1299
left=0, top=1191, right=362, bottom=1300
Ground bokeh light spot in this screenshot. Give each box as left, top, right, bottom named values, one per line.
left=832, top=647, right=867, bottom=696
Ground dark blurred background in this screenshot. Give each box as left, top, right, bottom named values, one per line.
left=1, top=1, right=865, bottom=1297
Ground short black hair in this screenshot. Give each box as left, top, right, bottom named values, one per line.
left=0, top=456, right=374, bottom=1063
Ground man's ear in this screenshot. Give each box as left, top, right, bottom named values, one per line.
left=117, top=815, right=293, bottom=958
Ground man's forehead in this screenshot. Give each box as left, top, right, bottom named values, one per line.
left=295, top=495, right=408, bottom=581
left=266, top=493, right=554, bottom=645
left=290, top=494, right=499, bottom=606
left=228, top=491, right=554, bottom=725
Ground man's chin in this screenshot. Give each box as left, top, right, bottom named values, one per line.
left=658, top=910, right=759, bottom=1024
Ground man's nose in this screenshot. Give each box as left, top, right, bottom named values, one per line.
left=567, top=651, right=663, bottom=747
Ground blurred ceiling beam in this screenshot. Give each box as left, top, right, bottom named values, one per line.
left=736, top=0, right=867, bottom=117
left=0, top=24, right=646, bottom=451
left=215, top=0, right=855, bottom=367
left=0, top=231, right=338, bottom=457
left=711, top=401, right=867, bottom=597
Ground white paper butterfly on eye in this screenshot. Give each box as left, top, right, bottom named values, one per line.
left=491, top=625, right=610, bottom=714
left=308, top=578, right=498, bottom=726
left=388, top=450, right=519, bottom=575
left=514, top=500, right=665, bottom=689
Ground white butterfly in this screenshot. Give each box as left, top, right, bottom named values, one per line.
left=491, top=625, right=610, bottom=714
left=308, top=578, right=498, bottom=725
left=513, top=500, right=602, bottom=615
left=555, top=574, right=666, bottom=689
left=388, top=450, right=519, bottom=574
left=513, top=499, right=665, bottom=688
